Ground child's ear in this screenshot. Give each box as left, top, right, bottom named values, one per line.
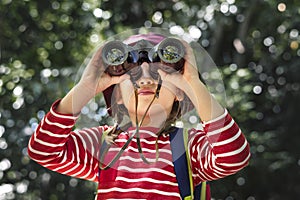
left=175, top=89, right=184, bottom=102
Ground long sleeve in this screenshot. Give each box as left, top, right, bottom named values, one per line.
left=28, top=100, right=104, bottom=182
left=189, top=109, right=251, bottom=185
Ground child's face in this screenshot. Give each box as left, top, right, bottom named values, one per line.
left=119, top=62, right=177, bottom=124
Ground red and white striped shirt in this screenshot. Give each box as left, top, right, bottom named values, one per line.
left=28, top=100, right=250, bottom=200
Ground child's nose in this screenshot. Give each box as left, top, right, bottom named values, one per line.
left=138, top=62, right=154, bottom=85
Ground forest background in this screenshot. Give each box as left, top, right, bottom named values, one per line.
left=1, top=0, right=300, bottom=199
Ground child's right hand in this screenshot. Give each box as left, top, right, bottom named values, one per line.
left=56, top=45, right=129, bottom=115
left=77, top=45, right=130, bottom=97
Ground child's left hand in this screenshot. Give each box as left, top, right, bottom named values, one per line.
left=157, top=40, right=201, bottom=92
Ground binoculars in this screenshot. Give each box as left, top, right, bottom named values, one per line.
left=101, top=38, right=185, bottom=77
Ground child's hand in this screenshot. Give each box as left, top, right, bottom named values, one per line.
left=57, top=45, right=130, bottom=115
left=157, top=40, right=200, bottom=92
left=181, top=40, right=201, bottom=81
left=77, top=45, right=130, bottom=96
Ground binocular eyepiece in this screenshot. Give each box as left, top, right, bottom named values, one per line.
left=101, top=38, right=185, bottom=77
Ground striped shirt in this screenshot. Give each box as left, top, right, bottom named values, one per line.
left=28, top=100, right=250, bottom=200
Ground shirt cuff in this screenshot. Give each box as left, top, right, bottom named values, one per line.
left=201, top=109, right=232, bottom=133
left=47, top=99, right=79, bottom=125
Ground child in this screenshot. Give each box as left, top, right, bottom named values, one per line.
left=28, top=30, right=250, bottom=200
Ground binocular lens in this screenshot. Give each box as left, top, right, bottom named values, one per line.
left=102, top=41, right=128, bottom=66
left=106, top=48, right=125, bottom=64
left=157, top=38, right=184, bottom=64
left=161, top=45, right=181, bottom=61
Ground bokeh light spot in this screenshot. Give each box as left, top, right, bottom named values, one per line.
left=277, top=3, right=286, bottom=12
left=253, top=85, right=262, bottom=94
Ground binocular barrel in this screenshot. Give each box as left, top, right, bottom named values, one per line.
left=102, top=38, right=185, bottom=76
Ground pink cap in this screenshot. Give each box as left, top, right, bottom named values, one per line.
left=123, top=33, right=165, bottom=45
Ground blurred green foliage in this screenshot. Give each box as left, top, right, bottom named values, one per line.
left=1, top=0, right=300, bottom=199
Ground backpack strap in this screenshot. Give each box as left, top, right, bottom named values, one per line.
left=169, top=128, right=192, bottom=199
left=183, top=128, right=195, bottom=200
left=169, top=127, right=207, bottom=200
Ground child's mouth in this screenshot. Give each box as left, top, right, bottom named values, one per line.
left=138, top=89, right=155, bottom=95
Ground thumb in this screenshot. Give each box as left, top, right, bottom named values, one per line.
left=157, top=69, right=168, bottom=81
left=158, top=69, right=178, bottom=84
left=110, top=73, right=130, bottom=85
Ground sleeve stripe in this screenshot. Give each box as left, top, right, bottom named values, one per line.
left=211, top=129, right=241, bottom=147
left=84, top=174, right=97, bottom=182
left=32, top=124, right=66, bottom=147
left=45, top=117, right=74, bottom=129
left=28, top=144, right=61, bottom=156
left=216, top=140, right=248, bottom=157
left=71, top=134, right=92, bottom=178
left=218, top=153, right=251, bottom=167
left=70, top=135, right=81, bottom=163
left=39, top=127, right=69, bottom=138
left=29, top=156, right=57, bottom=164
left=210, top=155, right=238, bottom=174
left=80, top=129, right=97, bottom=157
left=55, top=154, right=76, bottom=174
left=61, top=163, right=81, bottom=175
left=207, top=118, right=235, bottom=137
left=204, top=146, right=210, bottom=169
left=72, top=162, right=88, bottom=177
left=34, top=137, right=65, bottom=148
left=196, top=140, right=208, bottom=168
left=81, top=166, right=94, bottom=180
left=47, top=153, right=73, bottom=171
left=194, top=167, right=214, bottom=180
left=210, top=154, right=231, bottom=173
